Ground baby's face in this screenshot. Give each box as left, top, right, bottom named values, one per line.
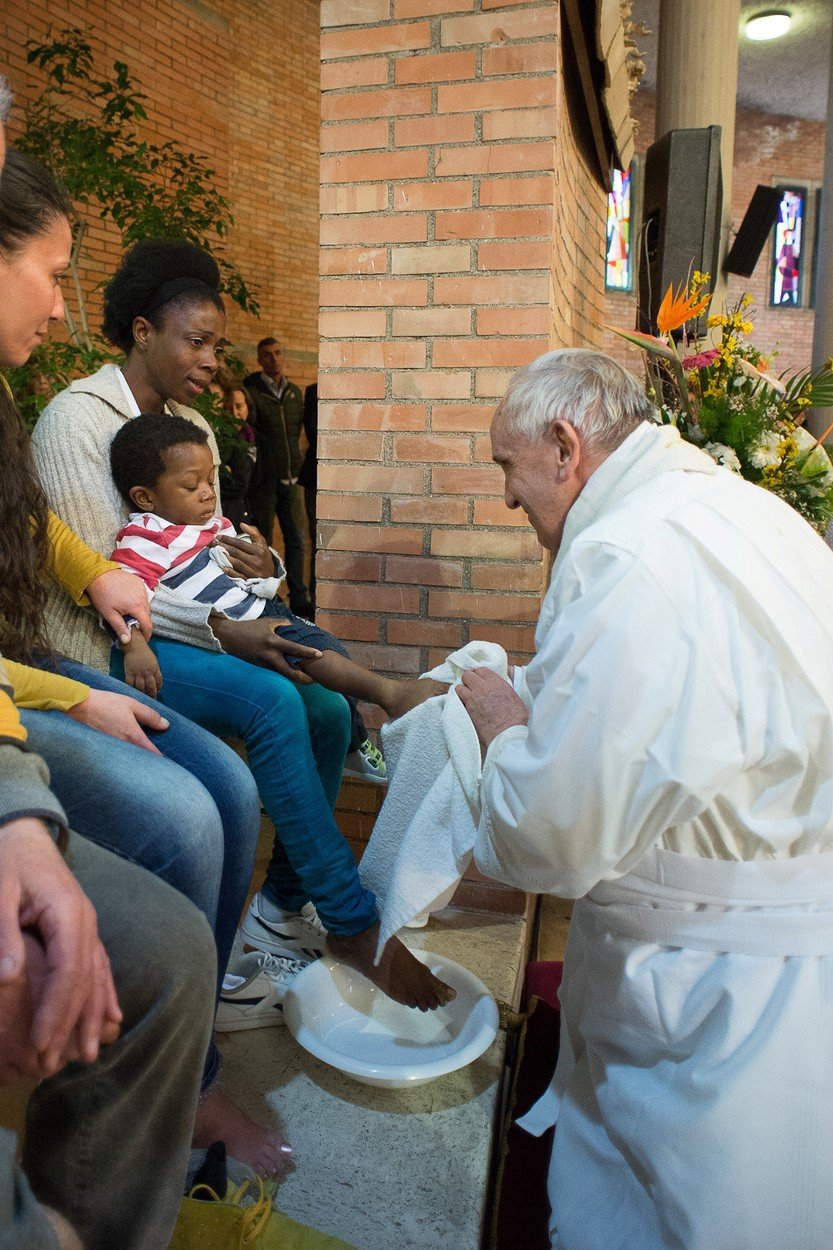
left=146, top=441, right=217, bottom=526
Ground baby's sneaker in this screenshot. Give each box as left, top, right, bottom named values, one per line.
left=241, top=892, right=327, bottom=963
left=215, top=950, right=305, bottom=1032
left=343, top=737, right=388, bottom=784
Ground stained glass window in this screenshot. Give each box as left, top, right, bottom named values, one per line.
left=770, top=186, right=806, bottom=307
left=606, top=167, right=632, bottom=291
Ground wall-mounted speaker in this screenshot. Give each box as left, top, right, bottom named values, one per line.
left=723, top=185, right=783, bottom=276
left=637, top=125, right=723, bottom=334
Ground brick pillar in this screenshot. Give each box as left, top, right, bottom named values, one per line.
left=318, top=0, right=604, bottom=708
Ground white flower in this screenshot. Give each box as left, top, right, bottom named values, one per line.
left=749, top=431, right=782, bottom=469
left=793, top=427, right=833, bottom=488
left=704, top=442, right=742, bottom=473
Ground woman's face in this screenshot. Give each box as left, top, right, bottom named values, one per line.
left=134, top=299, right=227, bottom=406
left=229, top=388, right=250, bottom=424
left=0, top=216, right=72, bottom=369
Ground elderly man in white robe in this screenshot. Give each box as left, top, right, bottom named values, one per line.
left=458, top=348, right=833, bottom=1250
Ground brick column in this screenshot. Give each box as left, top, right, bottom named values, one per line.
left=318, top=0, right=604, bottom=711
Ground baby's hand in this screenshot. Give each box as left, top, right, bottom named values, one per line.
left=123, top=632, right=163, bottom=699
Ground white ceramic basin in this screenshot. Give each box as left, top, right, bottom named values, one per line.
left=283, top=949, right=499, bottom=1089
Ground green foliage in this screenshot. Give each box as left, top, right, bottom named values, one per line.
left=11, top=28, right=259, bottom=414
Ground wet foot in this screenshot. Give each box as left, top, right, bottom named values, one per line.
left=381, top=677, right=447, bottom=721
left=193, top=1084, right=293, bottom=1177
left=327, top=925, right=456, bottom=1012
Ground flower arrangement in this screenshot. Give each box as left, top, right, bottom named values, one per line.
left=609, top=274, right=833, bottom=534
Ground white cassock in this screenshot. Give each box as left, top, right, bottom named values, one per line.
left=473, top=421, right=833, bottom=1250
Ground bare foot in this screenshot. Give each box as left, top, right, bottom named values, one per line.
left=327, top=925, right=457, bottom=1012
left=381, top=677, right=447, bottom=721
left=193, top=1085, right=292, bottom=1177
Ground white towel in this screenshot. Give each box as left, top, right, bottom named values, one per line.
left=358, top=642, right=511, bottom=959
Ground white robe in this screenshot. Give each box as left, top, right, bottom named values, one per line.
left=473, top=421, right=833, bottom=1249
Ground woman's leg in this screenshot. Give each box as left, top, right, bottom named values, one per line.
left=57, top=658, right=261, bottom=990
left=136, top=639, right=377, bottom=936
left=20, top=703, right=228, bottom=1096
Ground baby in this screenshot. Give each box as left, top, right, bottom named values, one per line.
left=108, top=412, right=444, bottom=722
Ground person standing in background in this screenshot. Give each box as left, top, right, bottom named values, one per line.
left=299, top=381, right=318, bottom=609
left=246, top=338, right=313, bottom=617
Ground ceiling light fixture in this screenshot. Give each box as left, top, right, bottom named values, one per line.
left=745, top=11, right=792, bottom=41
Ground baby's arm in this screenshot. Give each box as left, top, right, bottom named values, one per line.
left=121, top=628, right=163, bottom=699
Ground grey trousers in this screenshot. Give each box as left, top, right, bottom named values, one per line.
left=19, top=833, right=216, bottom=1250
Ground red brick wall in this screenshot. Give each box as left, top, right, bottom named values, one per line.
left=317, top=0, right=608, bottom=708
left=4, top=0, right=321, bottom=387
left=603, top=90, right=825, bottom=378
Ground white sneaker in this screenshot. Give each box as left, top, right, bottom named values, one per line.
left=241, top=893, right=327, bottom=962
left=215, top=950, right=305, bottom=1032
left=343, top=737, right=388, bottom=784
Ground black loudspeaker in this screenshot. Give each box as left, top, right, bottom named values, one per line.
left=723, top=185, right=783, bottom=276
left=638, top=125, right=723, bottom=334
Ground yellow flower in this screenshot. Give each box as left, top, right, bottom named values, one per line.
left=656, top=282, right=712, bottom=334
left=741, top=294, right=753, bottom=308
left=707, top=314, right=725, bottom=329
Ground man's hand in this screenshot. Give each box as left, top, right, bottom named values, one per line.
left=86, top=570, right=152, bottom=645
left=214, top=524, right=274, bottom=580
left=211, top=616, right=321, bottom=683
left=0, top=819, right=121, bottom=1078
left=67, top=689, right=169, bottom=754
left=122, top=633, right=163, bottom=699
left=456, top=667, right=529, bottom=749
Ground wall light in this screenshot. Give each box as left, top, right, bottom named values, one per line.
left=745, top=11, right=792, bottom=41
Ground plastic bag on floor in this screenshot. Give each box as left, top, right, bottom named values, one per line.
left=168, top=1174, right=356, bottom=1250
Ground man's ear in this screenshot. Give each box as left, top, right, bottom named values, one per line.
left=546, top=419, right=582, bottom=478
left=129, top=484, right=154, bottom=512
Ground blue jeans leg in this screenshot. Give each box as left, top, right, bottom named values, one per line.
left=37, top=659, right=261, bottom=995
left=115, top=639, right=378, bottom=936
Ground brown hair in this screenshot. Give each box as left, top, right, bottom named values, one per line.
left=0, top=151, right=70, bottom=660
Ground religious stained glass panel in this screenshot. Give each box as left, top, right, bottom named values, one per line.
left=606, top=167, right=632, bottom=291
left=770, top=186, right=806, bottom=307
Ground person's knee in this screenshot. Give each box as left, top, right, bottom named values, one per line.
left=307, top=687, right=351, bottom=755
left=131, top=884, right=216, bottom=1024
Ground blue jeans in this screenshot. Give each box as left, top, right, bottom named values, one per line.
left=23, top=660, right=261, bottom=1090
left=111, top=639, right=378, bottom=936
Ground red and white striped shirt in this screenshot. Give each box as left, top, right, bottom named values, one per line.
left=111, top=513, right=275, bottom=621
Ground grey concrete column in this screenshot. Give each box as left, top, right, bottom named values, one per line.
left=655, top=0, right=741, bottom=312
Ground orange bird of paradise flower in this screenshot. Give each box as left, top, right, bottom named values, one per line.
left=656, top=283, right=711, bottom=335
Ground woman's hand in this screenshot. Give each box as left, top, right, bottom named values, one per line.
left=211, top=616, right=321, bottom=682
left=67, top=689, right=169, bottom=754
left=86, top=570, right=152, bottom=644
left=214, top=524, right=274, bottom=580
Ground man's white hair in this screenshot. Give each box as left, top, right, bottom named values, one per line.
left=496, top=348, right=656, bottom=453
left=0, top=76, right=12, bottom=125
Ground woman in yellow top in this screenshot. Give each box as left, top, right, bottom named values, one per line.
left=0, top=148, right=288, bottom=1175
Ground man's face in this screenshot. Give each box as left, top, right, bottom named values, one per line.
left=490, top=408, right=585, bottom=555
left=258, top=341, right=284, bottom=381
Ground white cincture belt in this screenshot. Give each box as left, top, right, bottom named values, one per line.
left=583, top=845, right=833, bottom=957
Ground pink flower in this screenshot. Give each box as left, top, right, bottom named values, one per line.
left=682, top=348, right=719, bottom=370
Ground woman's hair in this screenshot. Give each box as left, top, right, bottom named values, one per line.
left=226, top=384, right=254, bottom=421
left=102, top=239, right=225, bottom=352
left=110, top=412, right=209, bottom=505
left=0, top=150, right=72, bottom=662
left=0, top=149, right=72, bottom=258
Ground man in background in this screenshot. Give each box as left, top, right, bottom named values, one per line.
left=246, top=338, right=313, bottom=617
